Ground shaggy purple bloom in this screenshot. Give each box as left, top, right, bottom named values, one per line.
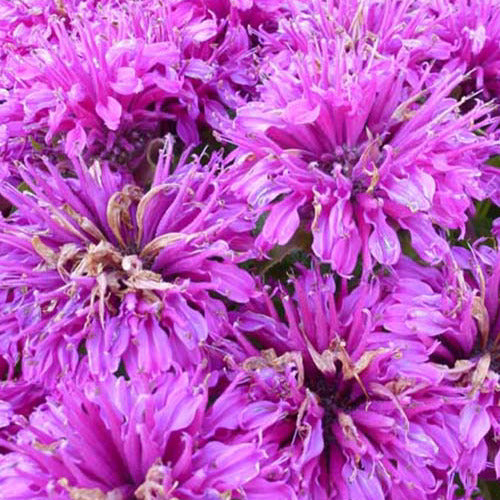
left=0, top=367, right=281, bottom=499
left=427, top=0, right=500, bottom=100
left=256, top=0, right=452, bottom=71
left=230, top=267, right=463, bottom=499
left=0, top=380, right=45, bottom=443
left=0, top=0, right=99, bottom=169
left=0, top=0, right=257, bottom=174
left=0, top=138, right=255, bottom=385
left=0, top=1, right=499, bottom=498
left=377, top=246, right=500, bottom=495
left=204, top=0, right=288, bottom=28
left=220, top=21, right=498, bottom=275
left=0, top=1, right=92, bottom=58
left=425, top=0, right=500, bottom=204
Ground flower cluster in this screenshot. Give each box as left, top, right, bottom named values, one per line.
left=0, top=1, right=499, bottom=499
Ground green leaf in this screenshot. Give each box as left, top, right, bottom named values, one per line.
left=487, top=155, right=500, bottom=168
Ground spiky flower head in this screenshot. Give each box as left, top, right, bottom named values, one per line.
left=377, top=243, right=500, bottom=495
left=229, top=266, right=463, bottom=499
left=0, top=366, right=278, bottom=499
left=220, top=8, right=499, bottom=276
left=0, top=0, right=258, bottom=177
left=0, top=138, right=255, bottom=385
left=426, top=0, right=500, bottom=100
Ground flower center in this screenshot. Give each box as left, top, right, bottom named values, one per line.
left=314, top=146, right=360, bottom=177
left=99, top=129, right=150, bottom=166
left=308, top=374, right=367, bottom=444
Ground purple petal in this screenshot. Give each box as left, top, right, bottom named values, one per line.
left=64, top=123, right=87, bottom=157
left=365, top=207, right=400, bottom=265
left=110, top=67, right=144, bottom=95
left=262, top=194, right=305, bottom=245
left=177, top=113, right=199, bottom=144
left=95, top=96, right=122, bottom=130
left=459, top=402, right=491, bottom=449
left=283, top=98, right=321, bottom=125
left=384, top=169, right=435, bottom=213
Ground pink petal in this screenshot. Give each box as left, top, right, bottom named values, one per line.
left=65, top=123, right=87, bottom=157
left=399, top=215, right=448, bottom=264
left=194, top=442, right=264, bottom=489
left=312, top=200, right=361, bottom=275
left=384, top=170, right=435, bottom=212
left=459, top=402, right=491, bottom=449
left=204, top=261, right=255, bottom=303
left=110, top=67, right=143, bottom=95
left=365, top=207, right=400, bottom=265
left=232, top=0, right=254, bottom=9
left=283, top=98, right=321, bottom=125
left=184, top=19, right=217, bottom=43
left=184, top=59, right=214, bottom=81
left=95, top=96, right=122, bottom=130
left=262, top=194, right=305, bottom=245
left=176, top=113, right=199, bottom=144
left=239, top=401, right=283, bottom=430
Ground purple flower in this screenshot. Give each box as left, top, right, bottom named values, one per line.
left=0, top=138, right=255, bottom=385
left=0, top=0, right=257, bottom=172
left=0, top=380, right=45, bottom=443
left=220, top=12, right=499, bottom=276
left=0, top=363, right=307, bottom=499
left=0, top=1, right=91, bottom=57
left=378, top=245, right=500, bottom=494
left=0, top=370, right=236, bottom=498
left=253, top=0, right=452, bottom=70
left=427, top=0, right=500, bottom=100
left=204, top=0, right=287, bottom=29
left=230, top=267, right=463, bottom=499
left=0, top=3, right=499, bottom=499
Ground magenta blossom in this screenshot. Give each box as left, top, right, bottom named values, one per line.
left=427, top=0, right=500, bottom=100
left=0, top=138, right=255, bottom=385
left=254, top=0, right=453, bottom=74
left=0, top=1, right=94, bottom=63
left=0, top=379, right=45, bottom=443
left=220, top=25, right=498, bottom=275
left=0, top=0, right=257, bottom=174
left=230, top=267, right=463, bottom=499
left=0, top=367, right=279, bottom=499
left=377, top=245, right=500, bottom=495
left=204, top=0, right=289, bottom=29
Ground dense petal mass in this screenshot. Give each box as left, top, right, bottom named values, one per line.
left=230, top=267, right=464, bottom=499
left=219, top=2, right=499, bottom=275
left=1, top=1, right=500, bottom=498
left=377, top=244, right=500, bottom=496
left=0, top=0, right=264, bottom=177
left=0, top=138, right=255, bottom=384
left=426, top=0, right=500, bottom=100
left=0, top=365, right=305, bottom=499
